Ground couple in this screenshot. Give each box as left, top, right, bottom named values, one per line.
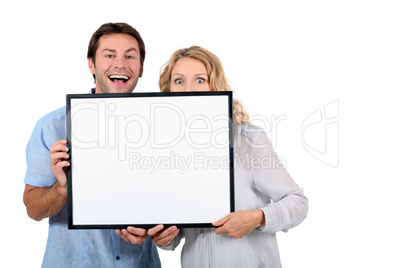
left=24, top=22, right=308, bottom=268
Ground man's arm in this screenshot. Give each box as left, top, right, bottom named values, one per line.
left=23, top=140, right=70, bottom=221
left=23, top=183, right=67, bottom=221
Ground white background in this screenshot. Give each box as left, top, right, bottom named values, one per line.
left=1, top=0, right=401, bottom=267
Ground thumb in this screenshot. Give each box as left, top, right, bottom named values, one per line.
left=148, top=225, right=164, bottom=236
left=212, top=213, right=231, bottom=227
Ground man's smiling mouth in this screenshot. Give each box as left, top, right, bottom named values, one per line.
left=108, top=74, right=130, bottom=85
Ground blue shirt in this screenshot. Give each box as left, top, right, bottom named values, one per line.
left=25, top=105, right=161, bottom=268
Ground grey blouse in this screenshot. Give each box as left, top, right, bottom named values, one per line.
left=163, top=124, right=308, bottom=268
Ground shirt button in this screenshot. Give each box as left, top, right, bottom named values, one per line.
left=116, top=256, right=121, bottom=260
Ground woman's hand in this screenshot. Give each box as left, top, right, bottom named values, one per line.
left=212, top=210, right=265, bottom=239
left=115, top=227, right=148, bottom=245
left=148, top=224, right=180, bottom=246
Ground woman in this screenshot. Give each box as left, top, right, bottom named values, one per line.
left=122, top=46, right=308, bottom=268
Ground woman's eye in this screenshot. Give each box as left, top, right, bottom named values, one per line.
left=175, top=79, right=184, bottom=84
left=196, top=78, right=205, bottom=83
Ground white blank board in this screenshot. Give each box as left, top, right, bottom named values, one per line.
left=66, top=92, right=234, bottom=229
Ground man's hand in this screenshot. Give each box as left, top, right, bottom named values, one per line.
left=23, top=140, right=71, bottom=221
left=212, top=210, right=265, bottom=239
left=115, top=227, right=148, bottom=245
left=50, top=139, right=70, bottom=192
left=148, top=225, right=180, bottom=246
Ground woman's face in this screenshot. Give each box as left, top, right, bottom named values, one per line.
left=170, top=57, right=211, bottom=92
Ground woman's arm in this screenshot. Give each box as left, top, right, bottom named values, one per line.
left=148, top=225, right=182, bottom=249
left=212, top=209, right=265, bottom=238
left=213, top=126, right=308, bottom=237
left=251, top=130, right=309, bottom=233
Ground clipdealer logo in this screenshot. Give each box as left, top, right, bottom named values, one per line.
left=69, top=101, right=231, bottom=161
left=69, top=99, right=339, bottom=169
left=301, top=100, right=339, bottom=167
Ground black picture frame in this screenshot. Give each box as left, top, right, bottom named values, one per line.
left=66, top=91, right=234, bottom=229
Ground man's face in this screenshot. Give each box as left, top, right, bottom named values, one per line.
left=88, top=33, right=143, bottom=94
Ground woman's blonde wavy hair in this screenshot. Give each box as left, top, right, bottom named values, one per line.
left=159, top=46, right=250, bottom=125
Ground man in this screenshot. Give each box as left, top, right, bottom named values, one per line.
left=23, top=22, right=161, bottom=268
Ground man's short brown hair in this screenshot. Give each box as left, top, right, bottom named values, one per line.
left=87, top=22, right=145, bottom=71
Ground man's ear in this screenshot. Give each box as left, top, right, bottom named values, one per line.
left=88, top=58, right=95, bottom=75
left=139, top=64, right=144, bottom=78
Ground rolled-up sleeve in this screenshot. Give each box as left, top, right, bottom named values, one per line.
left=251, top=130, right=308, bottom=233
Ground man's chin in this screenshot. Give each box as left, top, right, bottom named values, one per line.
left=106, top=85, right=134, bottom=94
left=111, top=88, right=133, bottom=94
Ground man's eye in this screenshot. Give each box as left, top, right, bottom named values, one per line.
left=175, top=79, right=184, bottom=84
left=127, top=55, right=134, bottom=59
left=196, top=78, right=205, bottom=83
left=106, top=55, right=114, bottom=58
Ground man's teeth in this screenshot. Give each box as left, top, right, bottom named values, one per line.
left=109, top=75, right=129, bottom=79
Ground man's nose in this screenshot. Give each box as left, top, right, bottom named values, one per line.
left=113, top=57, right=125, bottom=69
